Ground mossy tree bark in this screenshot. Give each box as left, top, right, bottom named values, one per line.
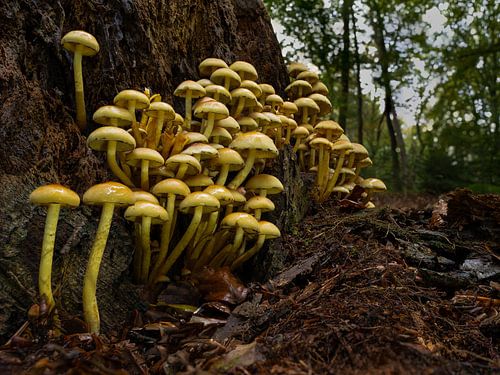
left=0, top=0, right=307, bottom=339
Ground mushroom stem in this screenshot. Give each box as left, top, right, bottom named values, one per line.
left=149, top=194, right=176, bottom=283
left=316, top=146, right=325, bottom=188
left=285, top=127, right=293, bottom=145
left=184, top=95, right=193, bottom=130
left=154, top=112, right=165, bottom=149
left=322, top=151, right=347, bottom=201
left=231, top=234, right=265, bottom=271
left=83, top=202, right=115, bottom=334
left=275, top=127, right=283, bottom=149
left=193, top=230, right=230, bottom=271
left=301, top=108, right=309, bottom=124
left=107, top=141, right=135, bottom=187
left=73, top=52, right=87, bottom=130
left=216, top=165, right=230, bottom=185
left=188, top=211, right=218, bottom=263
left=309, top=148, right=316, bottom=170
left=175, top=164, right=188, bottom=179
left=233, top=99, right=246, bottom=118
left=151, top=206, right=203, bottom=283
left=140, top=159, right=150, bottom=191
left=139, top=216, right=152, bottom=283
left=128, top=103, right=142, bottom=144
left=210, top=227, right=244, bottom=267
left=227, top=149, right=256, bottom=189
left=202, top=113, right=216, bottom=139
left=38, top=203, right=61, bottom=311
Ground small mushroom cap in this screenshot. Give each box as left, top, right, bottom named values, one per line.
left=293, top=126, right=310, bottom=138
left=229, top=61, right=258, bottom=81
left=185, top=132, right=209, bottom=145
left=297, top=143, right=309, bottom=152
left=285, top=80, right=313, bottom=99
left=87, top=126, right=136, bottom=152
left=245, top=174, right=284, bottom=195
left=209, top=148, right=244, bottom=171
left=148, top=166, right=175, bottom=178
left=287, top=62, right=308, bottom=78
left=365, top=201, right=376, bottom=209
left=194, top=100, right=229, bottom=120
left=30, top=184, right=80, bottom=207
left=238, top=116, right=259, bottom=132
left=358, top=157, right=373, bottom=168
left=151, top=178, right=191, bottom=198
left=350, top=143, right=369, bottom=160
left=210, top=68, right=241, bottom=89
left=259, top=83, right=275, bottom=97
left=229, top=131, right=278, bottom=159
left=308, top=93, right=332, bottom=115
left=124, top=201, right=169, bottom=222
left=114, top=90, right=150, bottom=110
left=145, top=101, right=176, bottom=120
left=314, top=120, right=343, bottom=139
left=303, top=124, right=315, bottom=133
left=340, top=167, right=356, bottom=176
left=262, top=112, right=282, bottom=128
left=311, top=81, right=329, bottom=95
left=296, top=70, right=320, bottom=84
left=83, top=181, right=134, bottom=207
left=210, top=127, right=233, bottom=145
left=331, top=139, right=353, bottom=153
left=165, top=154, right=202, bottom=176
left=240, top=80, right=262, bottom=98
left=295, top=97, right=320, bottom=115
left=215, top=116, right=240, bottom=134
left=280, top=101, right=299, bottom=116
left=204, top=185, right=234, bottom=206
left=221, top=212, right=260, bottom=234
left=309, top=137, right=332, bottom=150
left=332, top=186, right=350, bottom=194
left=209, top=142, right=224, bottom=150
left=231, top=88, right=258, bottom=108
left=126, top=148, right=164, bottom=168
left=244, top=196, right=275, bottom=213
left=184, top=174, right=214, bottom=190
left=362, top=178, right=387, bottom=192
left=61, top=30, right=100, bottom=56
left=132, top=190, right=159, bottom=204
left=182, top=143, right=218, bottom=161
left=229, top=189, right=247, bottom=206
left=258, top=221, right=281, bottom=239
left=93, top=105, right=134, bottom=127
left=265, top=94, right=284, bottom=108
left=174, top=80, right=206, bottom=98
left=173, top=113, right=184, bottom=126
left=249, top=112, right=270, bottom=128
left=179, top=192, right=220, bottom=214
left=199, top=58, right=229, bottom=77
left=205, top=84, right=232, bottom=103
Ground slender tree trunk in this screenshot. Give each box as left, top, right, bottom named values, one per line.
left=339, top=0, right=353, bottom=130
left=352, top=11, right=364, bottom=144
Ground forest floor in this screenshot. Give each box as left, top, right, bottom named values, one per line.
left=1, top=189, right=499, bottom=374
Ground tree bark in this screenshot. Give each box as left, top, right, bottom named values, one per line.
left=352, top=11, right=364, bottom=144
left=0, top=0, right=298, bottom=340
left=338, top=0, right=353, bottom=130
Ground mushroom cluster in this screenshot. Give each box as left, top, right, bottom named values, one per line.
left=29, top=31, right=387, bottom=334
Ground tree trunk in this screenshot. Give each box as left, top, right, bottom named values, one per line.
left=352, top=11, right=364, bottom=144
left=0, top=0, right=298, bottom=340
left=338, top=0, right=352, bottom=130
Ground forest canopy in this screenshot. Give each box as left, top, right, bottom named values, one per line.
left=263, top=0, right=499, bottom=193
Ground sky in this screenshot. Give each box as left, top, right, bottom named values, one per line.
left=270, top=5, right=449, bottom=127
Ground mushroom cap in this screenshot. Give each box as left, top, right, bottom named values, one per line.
left=87, top=126, right=136, bottom=152
left=205, top=84, right=232, bottom=103
left=93, top=105, right=134, bottom=127
left=215, top=116, right=240, bottom=134
left=309, top=137, right=332, bottom=150
left=124, top=201, right=169, bottom=223
left=231, top=88, right=258, bottom=108
left=145, top=101, right=176, bottom=120
left=259, top=83, right=275, bottom=97
left=30, top=184, right=80, bottom=207
left=209, top=127, right=233, bottom=145
left=173, top=113, right=184, bottom=126
left=249, top=112, right=270, bottom=127
left=287, top=62, right=308, bottom=78
left=238, top=116, right=259, bottom=132
left=151, top=178, right=190, bottom=198
left=174, top=80, right=206, bottom=98
left=314, top=120, right=343, bottom=140
left=61, top=30, right=100, bottom=56
left=362, top=178, right=387, bottom=192
left=165, top=154, right=202, bottom=176
left=278, top=115, right=297, bottom=131
left=210, top=68, right=241, bottom=89
left=229, top=61, right=258, bottom=81
left=297, top=143, right=309, bottom=152
left=221, top=212, right=260, bottom=234
left=240, top=80, right=262, bottom=98
left=350, top=143, right=369, bottom=160
left=229, top=189, right=246, bottom=206
left=285, top=80, right=312, bottom=99
left=244, top=196, right=275, bottom=213
left=148, top=166, right=175, bottom=178
left=262, top=112, right=282, bottom=128
left=132, top=190, right=159, bottom=204
left=365, top=201, right=376, bottom=209
left=293, top=125, right=310, bottom=139
left=311, top=81, right=329, bottom=95
left=245, top=174, right=284, bottom=195
left=126, top=148, right=164, bottom=168
left=209, top=148, right=245, bottom=171
left=295, top=97, right=320, bottom=114
left=358, top=157, right=373, bottom=168
left=204, top=185, right=234, bottom=206
left=265, top=94, right=284, bottom=108
left=194, top=100, right=229, bottom=120
left=258, top=221, right=281, bottom=239
left=308, top=93, right=332, bottom=115
left=229, top=131, right=278, bottom=159
left=179, top=192, right=220, bottom=214
left=185, top=132, right=209, bottom=145
left=199, top=58, right=229, bottom=77
left=182, top=143, right=218, bottom=161
left=331, top=139, right=353, bottom=154
left=303, top=124, right=315, bottom=133
left=296, top=70, right=320, bottom=84
left=197, top=78, right=214, bottom=87
left=83, top=181, right=134, bottom=207
left=209, top=142, right=224, bottom=150
left=184, top=174, right=214, bottom=190
left=114, top=90, right=150, bottom=110
left=340, top=167, right=356, bottom=176
left=280, top=101, right=298, bottom=116
left=332, top=186, right=350, bottom=195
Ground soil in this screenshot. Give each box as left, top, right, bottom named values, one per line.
left=1, top=189, right=498, bottom=374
